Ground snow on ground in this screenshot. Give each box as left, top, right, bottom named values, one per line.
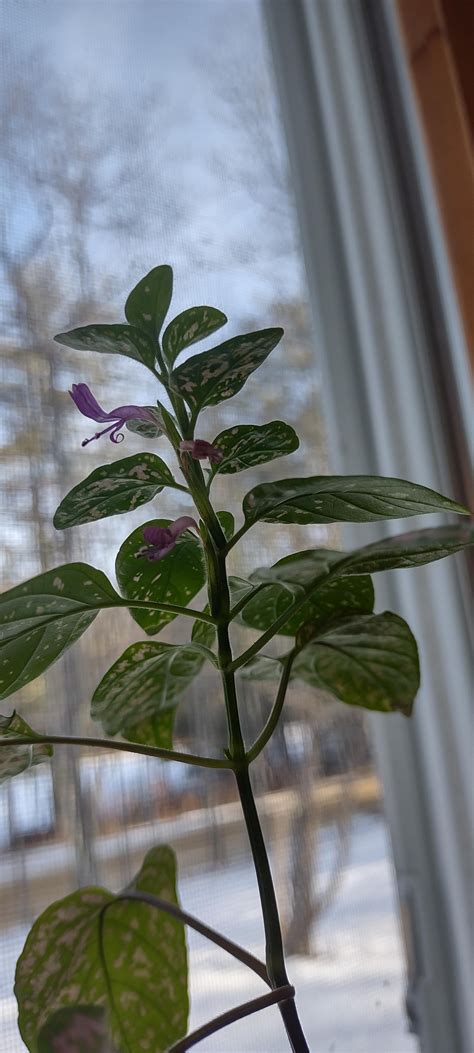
left=0, top=815, right=417, bottom=1052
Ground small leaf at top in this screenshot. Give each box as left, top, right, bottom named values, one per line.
left=170, top=328, right=283, bottom=415
left=0, top=712, right=52, bottom=784
left=116, top=519, right=205, bottom=636
left=332, top=523, right=474, bottom=577
left=91, top=640, right=213, bottom=739
left=292, top=611, right=419, bottom=715
left=162, top=305, right=228, bottom=369
left=38, top=1006, right=117, bottom=1053
left=0, top=564, right=120, bottom=700
left=243, top=474, right=469, bottom=525
left=125, top=264, right=173, bottom=339
left=211, top=421, right=299, bottom=478
left=54, top=454, right=177, bottom=530
left=15, top=845, right=188, bottom=1053
left=54, top=324, right=157, bottom=370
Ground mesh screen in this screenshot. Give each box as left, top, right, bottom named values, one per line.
left=0, top=2, right=416, bottom=1050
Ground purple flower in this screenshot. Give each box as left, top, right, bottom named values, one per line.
left=70, top=383, right=157, bottom=447
left=137, top=517, right=198, bottom=561
left=179, top=439, right=223, bottom=465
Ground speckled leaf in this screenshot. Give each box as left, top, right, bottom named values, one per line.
left=239, top=655, right=282, bottom=682
left=125, top=708, right=175, bottom=750
left=54, top=455, right=176, bottom=530
left=0, top=712, right=52, bottom=784
left=54, top=324, right=157, bottom=370
left=125, top=264, right=173, bottom=339
left=91, top=640, right=214, bottom=738
left=333, top=524, right=474, bottom=577
left=162, top=305, right=227, bottom=369
left=0, top=564, right=120, bottom=701
left=241, top=549, right=374, bottom=637
left=243, top=475, right=469, bottom=525
left=170, top=328, right=283, bottom=414
left=191, top=607, right=216, bottom=650
left=217, top=510, right=234, bottom=541
left=15, top=845, right=188, bottom=1053
left=292, top=612, right=419, bottom=715
left=116, top=519, right=205, bottom=636
left=38, top=1006, right=117, bottom=1053
left=126, top=407, right=163, bottom=439
left=211, top=421, right=299, bottom=478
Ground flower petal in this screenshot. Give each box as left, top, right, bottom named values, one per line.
left=69, top=383, right=112, bottom=422
left=169, top=516, right=198, bottom=540
left=142, top=525, right=174, bottom=547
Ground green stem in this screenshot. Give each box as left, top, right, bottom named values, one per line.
left=246, top=653, right=295, bottom=763
left=228, top=582, right=266, bottom=622
left=168, top=986, right=295, bottom=1053
left=2, top=735, right=232, bottom=769
left=198, top=506, right=309, bottom=1051
left=230, top=569, right=331, bottom=671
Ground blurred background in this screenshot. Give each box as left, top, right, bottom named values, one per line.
left=1, top=1, right=471, bottom=1051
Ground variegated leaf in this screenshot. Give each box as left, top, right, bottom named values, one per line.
left=0, top=564, right=119, bottom=700
left=162, top=305, right=227, bottom=369
left=54, top=454, right=176, bottom=530
left=124, top=264, right=173, bottom=339
left=91, top=640, right=214, bottom=738
left=0, top=712, right=52, bottom=784
left=243, top=475, right=468, bottom=525
left=170, top=328, right=283, bottom=415
left=54, top=324, right=156, bottom=370
left=211, top=421, right=299, bottom=478
left=116, top=520, right=205, bottom=636
left=16, top=846, right=188, bottom=1053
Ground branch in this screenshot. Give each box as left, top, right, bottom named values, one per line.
left=167, top=985, right=295, bottom=1052
left=246, top=653, right=295, bottom=763
left=111, top=891, right=269, bottom=984
left=0, top=735, right=232, bottom=770
left=230, top=570, right=330, bottom=672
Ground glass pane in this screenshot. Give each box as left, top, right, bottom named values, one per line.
left=0, top=2, right=416, bottom=1051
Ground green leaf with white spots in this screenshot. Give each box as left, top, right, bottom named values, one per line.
left=54, top=324, right=157, bottom=371
left=242, top=475, right=469, bottom=525
left=292, top=611, right=419, bottom=715
left=54, top=455, right=177, bottom=530
left=124, top=264, right=173, bottom=339
left=0, top=564, right=120, bottom=701
left=125, top=708, right=175, bottom=750
left=126, top=407, right=163, bottom=439
left=217, top=510, right=235, bottom=540
left=170, top=328, right=283, bottom=415
left=15, top=845, right=188, bottom=1053
left=332, top=524, right=474, bottom=577
left=211, top=421, right=299, bottom=478
left=191, top=607, right=216, bottom=650
left=0, top=712, right=53, bottom=784
left=162, top=305, right=228, bottom=369
left=240, top=550, right=374, bottom=637
left=91, top=640, right=214, bottom=738
left=38, top=1006, right=117, bottom=1053
left=116, top=519, right=205, bottom=636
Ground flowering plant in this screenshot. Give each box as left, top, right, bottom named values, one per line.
left=0, top=265, right=472, bottom=1053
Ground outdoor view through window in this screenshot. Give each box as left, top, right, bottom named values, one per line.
left=0, top=2, right=418, bottom=1050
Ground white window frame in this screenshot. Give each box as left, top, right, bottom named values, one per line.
left=263, top=2, right=473, bottom=1051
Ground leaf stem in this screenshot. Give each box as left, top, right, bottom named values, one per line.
left=112, top=891, right=269, bottom=983
left=246, top=653, right=295, bottom=763
left=224, top=519, right=252, bottom=553
left=0, top=735, right=233, bottom=769
left=230, top=569, right=330, bottom=671
left=168, top=986, right=295, bottom=1053
left=228, top=582, right=266, bottom=622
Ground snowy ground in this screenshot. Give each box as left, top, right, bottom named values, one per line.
left=0, top=815, right=417, bottom=1052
